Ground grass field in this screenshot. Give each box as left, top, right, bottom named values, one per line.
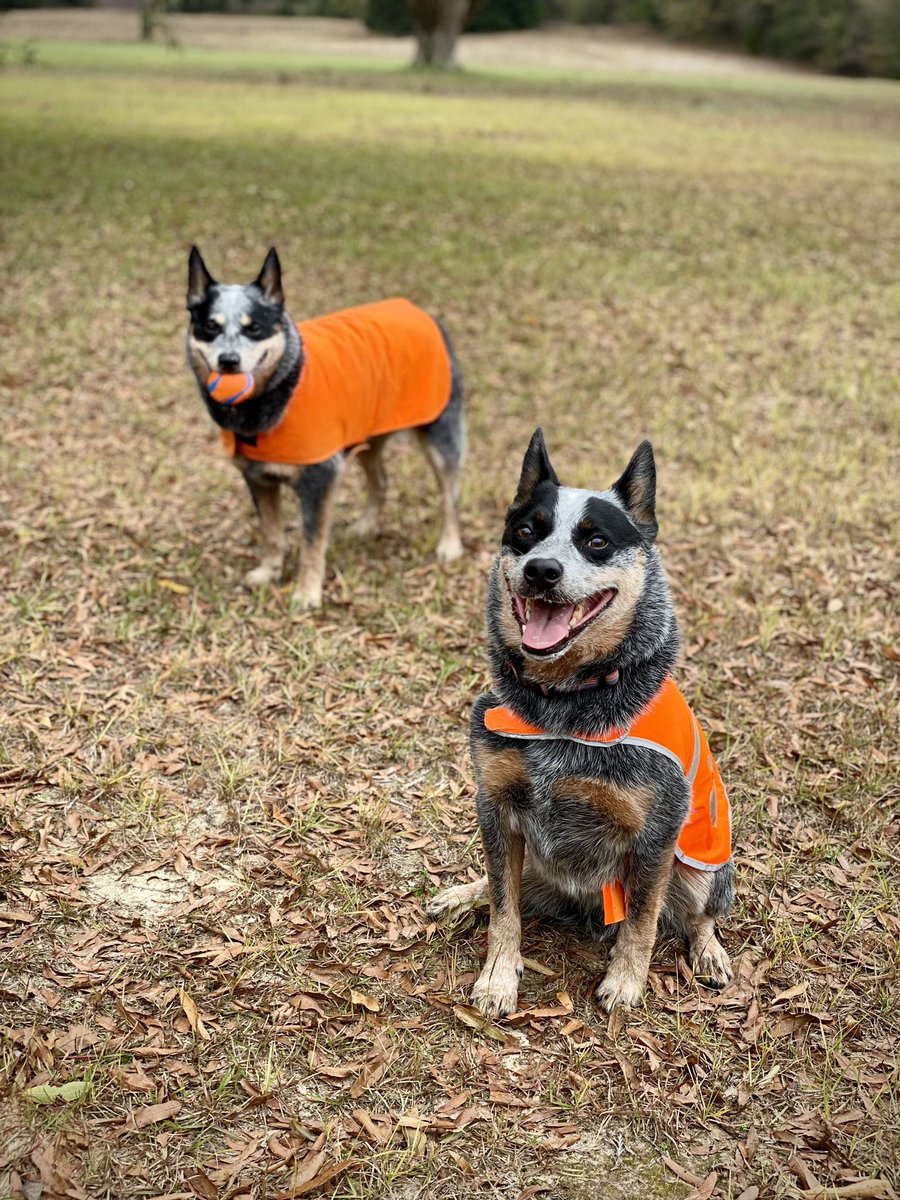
left=1, top=28, right=899, bottom=1200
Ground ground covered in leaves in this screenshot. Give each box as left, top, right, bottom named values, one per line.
left=1, top=32, right=899, bottom=1200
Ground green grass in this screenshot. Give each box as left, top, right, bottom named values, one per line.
left=1, top=35, right=899, bottom=1200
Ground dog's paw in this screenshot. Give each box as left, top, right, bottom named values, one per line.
left=349, top=511, right=381, bottom=538
left=291, top=585, right=323, bottom=611
left=435, top=534, right=464, bottom=565
left=426, top=880, right=487, bottom=919
left=690, top=936, right=733, bottom=992
left=471, top=960, right=523, bottom=1019
left=244, top=562, right=282, bottom=588
left=593, top=967, right=646, bottom=1013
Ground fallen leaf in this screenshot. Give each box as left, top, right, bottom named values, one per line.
left=522, top=957, right=557, bottom=977
left=179, top=988, right=210, bottom=1040
left=452, top=1004, right=512, bottom=1042
left=773, top=981, right=808, bottom=1004
left=662, top=1156, right=705, bottom=1187
left=273, top=1158, right=358, bottom=1198
left=349, top=990, right=380, bottom=1013
left=24, top=1079, right=91, bottom=1105
left=684, top=1172, right=718, bottom=1200
left=795, top=1184, right=897, bottom=1200
left=134, top=1100, right=182, bottom=1128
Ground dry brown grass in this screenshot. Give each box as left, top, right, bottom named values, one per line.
left=0, top=35, right=898, bottom=1200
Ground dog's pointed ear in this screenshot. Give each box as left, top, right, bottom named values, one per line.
left=187, top=246, right=215, bottom=309
left=253, top=247, right=284, bottom=306
left=513, top=428, right=559, bottom=507
left=612, top=440, right=657, bottom=540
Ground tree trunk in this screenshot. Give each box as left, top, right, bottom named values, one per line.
left=409, top=0, right=474, bottom=68
left=139, top=0, right=154, bottom=42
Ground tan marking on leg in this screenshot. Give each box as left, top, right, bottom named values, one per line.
left=416, top=433, right=463, bottom=563
left=427, top=875, right=488, bottom=918
left=472, top=745, right=528, bottom=801
left=293, top=471, right=340, bottom=610
left=351, top=438, right=388, bottom=536
left=552, top=777, right=653, bottom=835
left=472, top=834, right=525, bottom=1019
left=243, top=477, right=285, bottom=587
left=595, top=857, right=672, bottom=1012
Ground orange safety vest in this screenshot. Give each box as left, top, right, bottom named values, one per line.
left=220, top=298, right=451, bottom=465
left=483, top=676, right=731, bottom=925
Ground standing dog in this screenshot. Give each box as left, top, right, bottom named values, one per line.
left=185, top=247, right=465, bottom=608
left=429, top=431, right=734, bottom=1014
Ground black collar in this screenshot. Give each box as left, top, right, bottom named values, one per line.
left=505, top=658, right=619, bottom=698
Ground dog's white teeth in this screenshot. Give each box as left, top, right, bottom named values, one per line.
left=525, top=599, right=533, bottom=618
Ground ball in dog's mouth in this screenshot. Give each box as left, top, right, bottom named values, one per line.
left=511, top=588, right=617, bottom=655
left=207, top=371, right=256, bottom=405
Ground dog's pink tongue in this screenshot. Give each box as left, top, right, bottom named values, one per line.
left=522, top=600, right=575, bottom=651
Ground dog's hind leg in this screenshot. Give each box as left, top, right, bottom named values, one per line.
left=351, top=435, right=389, bottom=537
left=416, top=323, right=465, bottom=563
left=293, top=454, right=343, bottom=610
left=243, top=474, right=285, bottom=588
left=667, top=861, right=734, bottom=991
left=416, top=425, right=464, bottom=563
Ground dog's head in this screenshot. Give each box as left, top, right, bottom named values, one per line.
left=185, top=247, right=288, bottom=396
left=495, top=430, right=660, bottom=672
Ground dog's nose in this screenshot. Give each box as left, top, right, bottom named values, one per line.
left=217, top=352, right=241, bottom=372
left=524, top=557, right=563, bottom=587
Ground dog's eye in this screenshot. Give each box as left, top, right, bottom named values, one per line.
left=246, top=322, right=264, bottom=338
left=202, top=320, right=220, bottom=337
left=515, top=525, right=534, bottom=541
left=587, top=534, right=608, bottom=550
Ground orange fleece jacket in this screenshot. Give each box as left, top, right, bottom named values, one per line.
left=221, top=298, right=451, bottom=465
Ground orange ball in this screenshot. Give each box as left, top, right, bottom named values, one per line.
left=207, top=372, right=255, bottom=405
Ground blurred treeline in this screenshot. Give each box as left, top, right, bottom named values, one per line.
left=5, top=0, right=900, bottom=76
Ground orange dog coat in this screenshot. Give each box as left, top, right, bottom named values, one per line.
left=220, top=298, right=451, bottom=465
left=483, top=676, right=731, bottom=924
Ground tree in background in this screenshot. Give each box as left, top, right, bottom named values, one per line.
left=366, top=0, right=542, bottom=66
left=408, top=0, right=476, bottom=65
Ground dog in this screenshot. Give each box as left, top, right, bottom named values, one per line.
left=428, top=430, right=734, bottom=1014
left=185, top=247, right=465, bottom=608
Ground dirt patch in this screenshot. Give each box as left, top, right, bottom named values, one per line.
left=85, top=863, right=236, bottom=920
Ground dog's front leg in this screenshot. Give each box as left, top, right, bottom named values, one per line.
left=293, top=455, right=342, bottom=610
left=594, top=846, right=676, bottom=1012
left=470, top=797, right=525, bottom=1019
left=242, top=473, right=285, bottom=588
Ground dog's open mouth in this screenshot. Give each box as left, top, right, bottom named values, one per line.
left=511, top=589, right=617, bottom=655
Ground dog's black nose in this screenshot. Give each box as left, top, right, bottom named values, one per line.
left=217, top=352, right=241, bottom=372
left=524, top=557, right=563, bottom=586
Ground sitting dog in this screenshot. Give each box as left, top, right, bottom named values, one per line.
left=185, top=247, right=465, bottom=608
left=428, top=430, right=734, bottom=1014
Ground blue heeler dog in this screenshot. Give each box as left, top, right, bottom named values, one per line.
left=185, top=247, right=465, bottom=608
left=429, top=431, right=735, bottom=1014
